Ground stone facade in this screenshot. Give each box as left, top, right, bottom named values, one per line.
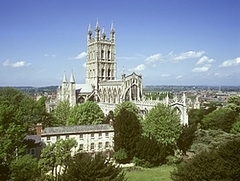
left=41, top=124, right=114, bottom=157
left=55, top=20, right=188, bottom=125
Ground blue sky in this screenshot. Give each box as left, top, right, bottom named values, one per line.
left=1, top=0, right=239, bottom=86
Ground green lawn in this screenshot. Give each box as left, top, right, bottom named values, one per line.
left=125, top=165, right=174, bottom=181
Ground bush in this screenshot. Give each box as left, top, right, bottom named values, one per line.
left=134, top=136, right=173, bottom=167
left=171, top=138, right=240, bottom=181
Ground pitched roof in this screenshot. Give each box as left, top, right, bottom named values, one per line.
left=41, top=124, right=114, bottom=136
left=75, top=84, right=93, bottom=93
left=24, top=135, right=42, bottom=144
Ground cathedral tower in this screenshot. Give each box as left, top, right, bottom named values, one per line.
left=86, top=20, right=117, bottom=90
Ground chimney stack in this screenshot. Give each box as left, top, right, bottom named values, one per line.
left=36, top=123, right=42, bottom=136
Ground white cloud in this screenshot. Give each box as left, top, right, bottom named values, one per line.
left=160, top=73, right=171, bottom=77
left=144, top=53, right=163, bottom=64
left=118, top=54, right=146, bottom=60
left=129, top=64, right=146, bottom=72
left=176, top=75, right=183, bottom=79
left=219, top=57, right=240, bottom=67
left=197, top=56, right=214, bottom=65
left=192, top=65, right=210, bottom=72
left=3, top=59, right=30, bottom=68
left=44, top=53, right=57, bottom=58
left=69, top=52, right=87, bottom=60
left=82, top=62, right=86, bottom=68
left=214, top=72, right=229, bottom=77
left=174, top=51, right=205, bottom=61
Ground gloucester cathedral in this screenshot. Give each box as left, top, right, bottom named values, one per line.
left=54, top=21, right=189, bottom=125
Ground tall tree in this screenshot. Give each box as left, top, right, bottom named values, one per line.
left=113, top=104, right=142, bottom=162
left=0, top=87, right=48, bottom=179
left=38, top=138, right=77, bottom=180
left=67, top=101, right=104, bottom=125
left=114, top=101, right=141, bottom=120
left=177, top=124, right=197, bottom=155
left=142, top=103, right=182, bottom=148
left=61, top=153, right=127, bottom=181
left=51, top=100, right=71, bottom=126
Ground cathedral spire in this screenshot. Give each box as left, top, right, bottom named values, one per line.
left=62, top=71, right=67, bottom=83
left=102, top=26, right=106, bottom=39
left=88, top=23, right=92, bottom=39
left=110, top=22, right=115, bottom=33
left=70, top=70, right=75, bottom=83
left=95, top=18, right=100, bottom=40
left=110, top=21, right=115, bottom=42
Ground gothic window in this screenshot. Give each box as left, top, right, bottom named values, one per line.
left=101, top=68, right=104, bottom=78
left=107, top=50, right=110, bottom=60
left=108, top=68, right=110, bottom=79
left=101, top=50, right=104, bottom=60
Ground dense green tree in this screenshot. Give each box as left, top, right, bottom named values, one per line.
left=227, top=95, right=240, bottom=107
left=51, top=100, right=71, bottom=126
left=177, top=124, right=197, bottom=155
left=103, top=110, right=114, bottom=124
left=188, top=106, right=217, bottom=126
left=114, top=101, right=141, bottom=120
left=113, top=106, right=142, bottom=163
left=142, top=103, right=182, bottom=148
left=202, top=106, right=238, bottom=132
left=38, top=138, right=77, bottom=180
left=67, top=101, right=104, bottom=125
left=33, top=96, right=56, bottom=128
left=9, top=154, right=39, bottom=181
left=0, top=87, right=48, bottom=179
left=61, top=153, right=127, bottom=181
left=134, top=136, right=166, bottom=167
left=230, top=118, right=240, bottom=134
left=171, top=138, right=240, bottom=181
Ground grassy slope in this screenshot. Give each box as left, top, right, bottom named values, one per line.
left=126, top=165, right=173, bottom=181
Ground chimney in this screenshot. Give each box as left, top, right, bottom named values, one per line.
left=36, top=123, right=42, bottom=136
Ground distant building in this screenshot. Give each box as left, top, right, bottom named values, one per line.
left=41, top=124, right=114, bottom=157
left=49, top=20, right=188, bottom=125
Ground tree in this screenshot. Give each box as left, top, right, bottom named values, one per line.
left=202, top=106, right=238, bottom=132
left=113, top=103, right=142, bottom=163
left=114, top=101, right=141, bottom=120
left=142, top=103, right=182, bottom=148
left=67, top=101, right=104, bottom=125
left=9, top=154, right=39, bottom=181
left=134, top=136, right=166, bottom=167
left=103, top=110, right=114, bottom=124
left=188, top=105, right=217, bottom=126
left=177, top=124, right=197, bottom=155
left=38, top=138, right=77, bottom=180
left=230, top=118, right=240, bottom=134
left=61, top=153, right=127, bottom=181
left=51, top=100, right=71, bottom=126
left=0, top=87, right=48, bottom=179
left=171, top=138, right=240, bottom=181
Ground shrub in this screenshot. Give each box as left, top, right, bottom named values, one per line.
left=171, top=138, right=240, bottom=181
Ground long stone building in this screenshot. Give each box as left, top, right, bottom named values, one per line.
left=55, top=20, right=188, bottom=125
